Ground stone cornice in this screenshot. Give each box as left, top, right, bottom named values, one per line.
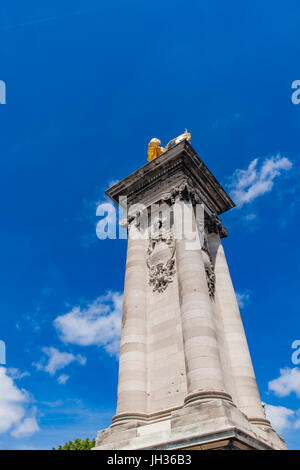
left=106, top=141, right=235, bottom=215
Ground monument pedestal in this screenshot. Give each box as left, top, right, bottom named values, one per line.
left=94, top=140, right=287, bottom=451
left=95, top=399, right=286, bottom=450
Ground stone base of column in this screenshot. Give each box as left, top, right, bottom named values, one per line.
left=183, top=390, right=233, bottom=407
left=93, top=399, right=287, bottom=450
left=248, top=417, right=272, bottom=427
left=110, top=408, right=179, bottom=427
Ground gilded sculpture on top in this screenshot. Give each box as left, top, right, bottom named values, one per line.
left=147, top=138, right=165, bottom=162
left=147, top=129, right=191, bottom=162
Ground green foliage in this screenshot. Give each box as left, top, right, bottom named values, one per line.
left=52, top=437, right=96, bottom=450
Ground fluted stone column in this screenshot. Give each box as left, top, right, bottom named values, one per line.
left=114, top=223, right=148, bottom=422
left=208, top=231, right=269, bottom=425
left=173, top=199, right=231, bottom=406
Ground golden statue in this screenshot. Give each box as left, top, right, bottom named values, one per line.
left=165, top=129, right=191, bottom=149
left=147, top=130, right=191, bottom=162
left=147, top=138, right=165, bottom=162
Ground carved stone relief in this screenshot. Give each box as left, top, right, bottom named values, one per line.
left=161, top=178, right=201, bottom=205
left=146, top=218, right=176, bottom=293
left=201, top=235, right=216, bottom=301
left=121, top=189, right=223, bottom=300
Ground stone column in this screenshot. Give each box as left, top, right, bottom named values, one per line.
left=207, top=229, right=269, bottom=425
left=173, top=199, right=231, bottom=406
left=114, top=222, right=148, bottom=422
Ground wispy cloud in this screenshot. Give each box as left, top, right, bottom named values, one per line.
left=229, top=155, right=292, bottom=207
left=54, top=291, right=123, bottom=357
left=32, top=398, right=114, bottom=449
left=236, top=290, right=251, bottom=309
left=33, top=347, right=86, bottom=376
left=268, top=367, right=300, bottom=398
left=3, top=8, right=102, bottom=32
left=243, top=213, right=257, bottom=222
left=108, top=179, right=120, bottom=187
left=7, top=368, right=30, bottom=380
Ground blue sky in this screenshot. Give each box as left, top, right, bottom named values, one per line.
left=0, top=0, right=300, bottom=449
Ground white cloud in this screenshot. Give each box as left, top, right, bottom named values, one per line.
left=57, top=374, right=69, bottom=385
left=0, top=368, right=26, bottom=434
left=229, top=155, right=292, bottom=207
left=0, top=367, right=39, bottom=437
left=265, top=404, right=295, bottom=433
left=236, top=291, right=251, bottom=309
left=54, top=291, right=123, bottom=357
left=33, top=347, right=86, bottom=376
left=11, top=413, right=40, bottom=438
left=268, top=367, right=300, bottom=398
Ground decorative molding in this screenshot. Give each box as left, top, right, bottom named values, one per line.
left=146, top=219, right=176, bottom=293
left=129, top=160, right=184, bottom=206
left=201, top=236, right=216, bottom=301
left=161, top=178, right=203, bottom=205
left=205, top=265, right=216, bottom=301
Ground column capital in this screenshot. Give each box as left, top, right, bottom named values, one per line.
left=161, top=178, right=204, bottom=205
